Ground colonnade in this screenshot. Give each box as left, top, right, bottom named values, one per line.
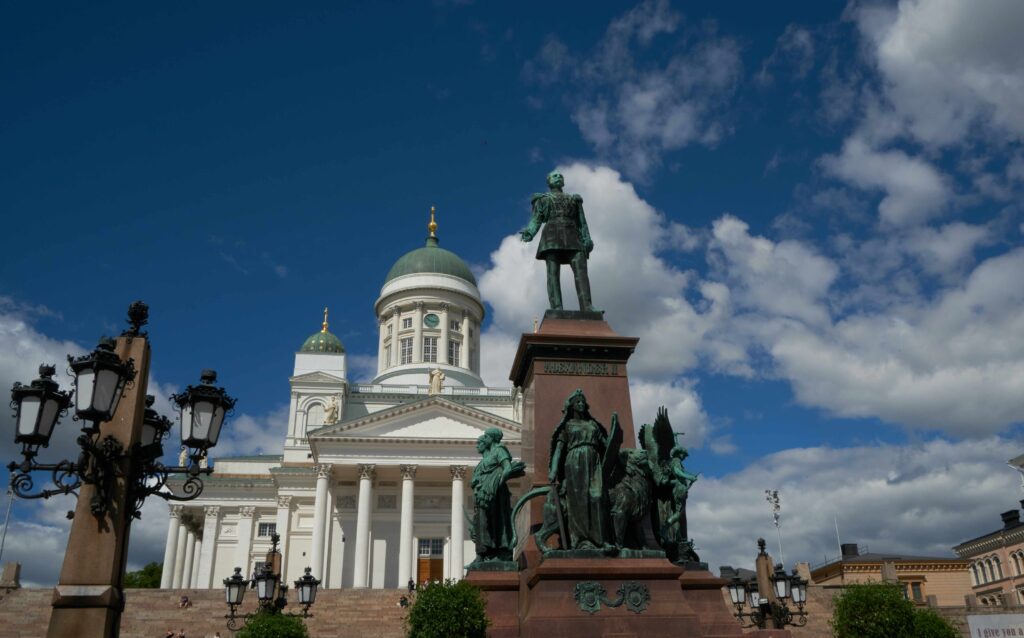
left=159, top=463, right=470, bottom=589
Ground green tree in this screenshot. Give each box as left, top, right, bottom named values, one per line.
left=123, top=561, right=162, bottom=588
left=913, top=608, right=959, bottom=638
left=831, top=582, right=914, bottom=638
left=406, top=579, right=489, bottom=638
left=236, top=611, right=310, bottom=638
left=831, top=582, right=959, bottom=638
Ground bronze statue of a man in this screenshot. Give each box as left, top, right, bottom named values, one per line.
left=520, top=171, right=599, bottom=312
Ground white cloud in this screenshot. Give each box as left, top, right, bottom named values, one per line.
left=820, top=137, right=950, bottom=226
left=854, top=0, right=1024, bottom=147
left=757, top=24, right=815, bottom=86
left=691, top=437, right=1021, bottom=571
left=212, top=405, right=289, bottom=459
left=523, top=1, right=742, bottom=179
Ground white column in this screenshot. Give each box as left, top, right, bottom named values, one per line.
left=276, top=496, right=292, bottom=582
left=196, top=505, right=221, bottom=588
left=411, top=535, right=419, bottom=584
left=235, top=506, right=256, bottom=575
left=181, top=529, right=197, bottom=589
left=311, top=464, right=331, bottom=581
left=450, top=465, right=467, bottom=581
left=171, top=517, right=188, bottom=588
left=459, top=311, right=470, bottom=368
left=397, top=465, right=417, bottom=587
left=189, top=537, right=203, bottom=587
left=413, top=302, right=424, bottom=362
left=160, top=506, right=183, bottom=589
left=439, top=304, right=451, bottom=365
left=321, top=483, right=335, bottom=583
left=377, top=318, right=386, bottom=375
left=353, top=464, right=375, bottom=588
left=390, top=310, right=400, bottom=367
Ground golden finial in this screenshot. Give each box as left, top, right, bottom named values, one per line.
left=321, top=306, right=329, bottom=333
left=428, top=205, right=438, bottom=238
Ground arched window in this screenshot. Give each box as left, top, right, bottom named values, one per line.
left=306, top=402, right=325, bottom=428
left=995, top=557, right=1004, bottom=580
left=982, top=560, right=991, bottom=583
left=971, top=563, right=980, bottom=586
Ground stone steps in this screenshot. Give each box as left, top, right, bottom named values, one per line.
left=0, top=588, right=409, bottom=638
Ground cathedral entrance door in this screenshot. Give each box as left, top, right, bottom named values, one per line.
left=416, top=538, right=444, bottom=583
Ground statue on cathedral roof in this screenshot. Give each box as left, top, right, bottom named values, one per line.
left=519, top=171, right=600, bottom=313
left=428, top=368, right=445, bottom=395
left=324, top=395, right=340, bottom=425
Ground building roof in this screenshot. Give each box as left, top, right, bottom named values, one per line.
left=300, top=329, right=345, bottom=354
left=384, top=236, right=476, bottom=286
left=215, top=454, right=283, bottom=462
left=834, top=552, right=965, bottom=564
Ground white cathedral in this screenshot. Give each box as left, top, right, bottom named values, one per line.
left=159, top=214, right=523, bottom=591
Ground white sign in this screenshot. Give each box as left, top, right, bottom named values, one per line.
left=968, top=614, right=1024, bottom=637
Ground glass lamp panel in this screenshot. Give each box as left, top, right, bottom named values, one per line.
left=207, top=405, right=226, bottom=446
left=255, top=574, right=271, bottom=601
left=75, top=370, right=96, bottom=412
left=94, top=368, right=120, bottom=416
left=774, top=574, right=790, bottom=599
left=795, top=582, right=807, bottom=604
left=192, top=400, right=215, bottom=441
left=227, top=582, right=245, bottom=605
left=140, top=421, right=157, bottom=447
left=748, top=587, right=760, bottom=607
left=180, top=405, right=194, bottom=442
left=728, top=583, right=743, bottom=605
left=39, top=397, right=61, bottom=439
left=17, top=396, right=41, bottom=438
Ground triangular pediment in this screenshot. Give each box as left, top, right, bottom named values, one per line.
left=307, top=397, right=520, bottom=442
left=290, top=371, right=345, bottom=385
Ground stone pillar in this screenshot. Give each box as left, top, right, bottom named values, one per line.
left=311, top=465, right=331, bottom=580
left=398, top=465, right=417, bottom=587
left=450, top=465, right=467, bottom=581
left=353, top=464, right=375, bottom=588
left=321, top=483, right=335, bottom=583
left=235, top=506, right=256, bottom=576
left=460, top=311, right=470, bottom=368
left=196, top=506, right=220, bottom=588
left=276, top=496, right=292, bottom=582
left=413, top=302, right=424, bottom=363
left=377, top=317, right=387, bottom=375
left=390, top=309, right=400, bottom=368
left=189, top=537, right=202, bottom=588
left=171, top=517, right=188, bottom=588
left=440, top=304, right=451, bottom=366
left=160, top=506, right=183, bottom=589
left=181, top=529, right=196, bottom=590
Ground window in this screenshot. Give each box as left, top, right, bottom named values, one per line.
left=386, top=324, right=393, bottom=337
left=384, top=345, right=391, bottom=365
left=257, top=522, right=276, bottom=537
left=400, top=337, right=413, bottom=364
left=910, top=582, right=923, bottom=603
left=972, top=564, right=980, bottom=586
left=307, top=403, right=325, bottom=427
left=469, top=327, right=474, bottom=338
left=995, top=557, right=1004, bottom=580
left=450, top=320, right=460, bottom=332
left=423, top=337, right=437, bottom=363
left=448, top=340, right=461, bottom=365
left=402, top=317, right=412, bottom=330
left=418, top=538, right=444, bottom=557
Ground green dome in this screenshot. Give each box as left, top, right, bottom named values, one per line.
left=300, top=329, right=345, bottom=354
left=384, top=236, right=477, bottom=285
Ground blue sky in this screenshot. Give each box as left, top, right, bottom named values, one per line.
left=2, top=0, right=1023, bottom=583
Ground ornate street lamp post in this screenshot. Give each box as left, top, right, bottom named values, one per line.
left=223, top=533, right=319, bottom=631
left=728, top=538, right=808, bottom=629
left=5, top=301, right=235, bottom=638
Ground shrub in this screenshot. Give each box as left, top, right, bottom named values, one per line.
left=123, top=562, right=162, bottom=588
left=406, top=579, right=489, bottom=638
left=235, top=611, right=310, bottom=638
left=913, top=608, right=959, bottom=638
left=831, top=582, right=914, bottom=638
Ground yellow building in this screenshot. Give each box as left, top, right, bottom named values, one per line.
left=953, top=502, right=1024, bottom=607
left=810, top=544, right=971, bottom=606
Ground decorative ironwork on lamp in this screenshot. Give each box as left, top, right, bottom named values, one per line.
left=728, top=538, right=809, bottom=630
left=223, top=533, right=319, bottom=631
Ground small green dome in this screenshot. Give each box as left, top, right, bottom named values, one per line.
left=300, top=329, right=344, bottom=354
left=385, top=236, right=477, bottom=286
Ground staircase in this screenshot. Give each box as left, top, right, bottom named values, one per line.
left=0, top=588, right=409, bottom=638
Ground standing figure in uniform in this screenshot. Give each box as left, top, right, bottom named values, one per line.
left=519, top=171, right=599, bottom=312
